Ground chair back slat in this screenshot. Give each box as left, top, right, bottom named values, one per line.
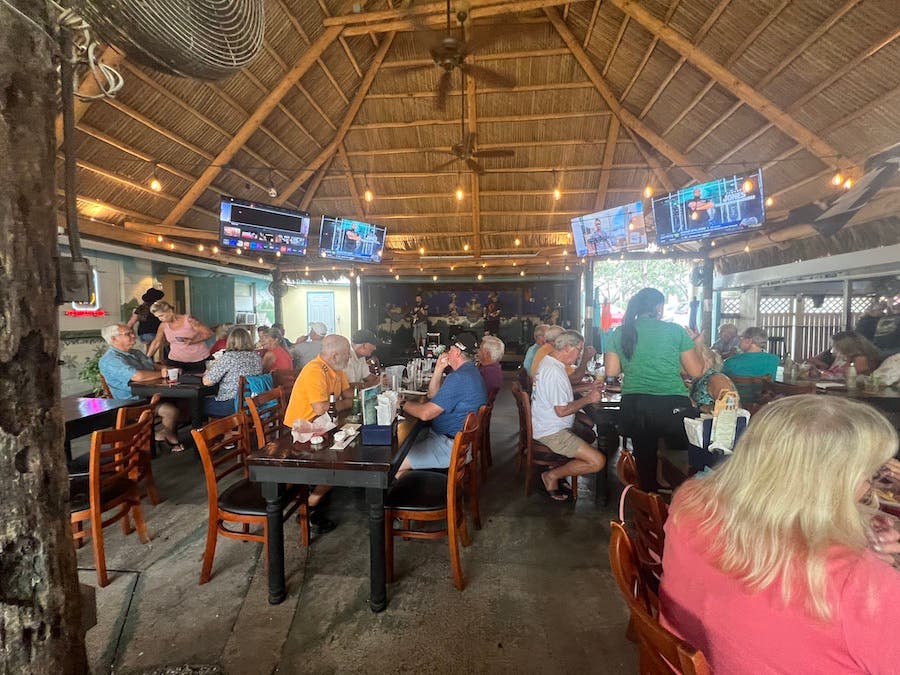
left=447, top=413, right=479, bottom=505
left=609, top=523, right=710, bottom=675
left=623, top=487, right=669, bottom=597
left=98, top=373, right=114, bottom=398
left=511, top=384, right=535, bottom=446
left=90, top=411, right=153, bottom=492
left=272, top=368, right=300, bottom=394
left=730, top=374, right=771, bottom=406
left=191, top=413, right=251, bottom=493
left=616, top=449, right=640, bottom=487
left=246, top=388, right=286, bottom=448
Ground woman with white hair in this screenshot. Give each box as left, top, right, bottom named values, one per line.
left=660, top=395, right=900, bottom=673
left=478, top=334, right=505, bottom=402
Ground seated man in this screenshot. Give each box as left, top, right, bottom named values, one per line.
left=531, top=324, right=596, bottom=384
left=290, top=321, right=327, bottom=370
left=98, top=324, right=181, bottom=450
left=283, top=334, right=354, bottom=534
left=396, top=332, right=487, bottom=477
left=711, top=323, right=740, bottom=359
left=478, top=335, right=505, bottom=402
left=343, top=329, right=380, bottom=389
left=522, top=324, right=549, bottom=373
left=531, top=330, right=606, bottom=501
left=722, top=327, right=780, bottom=379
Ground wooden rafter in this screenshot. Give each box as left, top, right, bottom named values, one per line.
left=55, top=45, right=124, bottom=147
left=624, top=127, right=674, bottom=192
left=160, top=23, right=343, bottom=228
left=582, top=0, right=602, bottom=48
left=262, top=43, right=337, bottom=130
left=381, top=48, right=571, bottom=69
left=545, top=7, right=711, bottom=183
left=123, top=222, right=217, bottom=241
left=67, top=191, right=157, bottom=224
left=593, top=115, right=620, bottom=210
left=314, top=187, right=644, bottom=202
left=351, top=109, right=612, bottom=130
left=365, top=80, right=595, bottom=99
left=233, top=66, right=322, bottom=148
left=607, top=0, right=856, bottom=175
left=337, top=144, right=366, bottom=220
left=602, top=15, right=628, bottom=76
left=465, top=47, right=482, bottom=257
left=618, top=0, right=681, bottom=103
left=300, top=155, right=336, bottom=212
left=275, top=32, right=397, bottom=205
left=319, top=162, right=648, bottom=180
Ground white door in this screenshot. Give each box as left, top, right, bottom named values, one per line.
left=307, top=291, right=335, bottom=333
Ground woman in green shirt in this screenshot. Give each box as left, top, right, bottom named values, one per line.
left=605, top=288, right=704, bottom=491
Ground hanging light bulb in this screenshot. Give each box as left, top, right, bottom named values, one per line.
left=212, top=246, right=219, bottom=253
left=450, top=265, right=455, bottom=271
left=275, top=250, right=282, bottom=258
left=842, top=178, right=853, bottom=189
left=168, top=242, right=175, bottom=250
left=564, top=265, right=570, bottom=271
left=156, top=234, right=164, bottom=243
left=432, top=275, right=438, bottom=281
left=266, top=169, right=278, bottom=199
left=463, top=243, right=470, bottom=252
left=477, top=273, right=483, bottom=281
left=388, top=267, right=393, bottom=273
left=149, top=162, right=162, bottom=192
left=710, top=240, right=716, bottom=247
left=581, top=257, right=586, bottom=264
left=545, top=260, right=550, bottom=266
left=394, top=274, right=400, bottom=280
left=562, top=249, right=568, bottom=256
left=643, top=185, right=653, bottom=199
left=197, top=244, right=205, bottom=252
left=419, top=266, right=424, bottom=272
left=742, top=178, right=754, bottom=193
left=519, top=270, right=525, bottom=277
left=363, top=174, right=373, bottom=203
left=235, top=248, right=242, bottom=255
left=553, top=187, right=561, bottom=201
left=514, top=238, right=521, bottom=246
left=743, top=243, right=750, bottom=253
left=831, top=172, right=843, bottom=186
left=419, top=246, right=425, bottom=256
left=258, top=257, right=264, bottom=264
left=455, top=185, right=464, bottom=201
left=512, top=261, right=517, bottom=267
left=765, top=196, right=774, bottom=207
left=691, top=211, right=699, bottom=221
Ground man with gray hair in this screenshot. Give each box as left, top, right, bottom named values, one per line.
left=523, top=323, right=549, bottom=373
left=711, top=323, right=740, bottom=358
left=291, top=321, right=328, bottom=369
left=98, top=324, right=181, bottom=448
left=530, top=324, right=596, bottom=384
left=531, top=330, right=605, bottom=500
left=478, top=335, right=505, bottom=402
left=722, top=326, right=779, bottom=379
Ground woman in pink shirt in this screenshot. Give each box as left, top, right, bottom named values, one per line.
left=146, top=301, right=213, bottom=373
left=660, top=395, right=900, bottom=674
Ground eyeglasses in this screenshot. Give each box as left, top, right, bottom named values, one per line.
left=117, top=332, right=136, bottom=338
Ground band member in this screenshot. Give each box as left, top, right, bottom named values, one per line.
left=410, top=294, right=429, bottom=345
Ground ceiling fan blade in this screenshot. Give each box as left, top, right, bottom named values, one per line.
left=472, top=148, right=515, bottom=158
left=435, top=69, right=453, bottom=110
left=383, top=62, right=435, bottom=77
left=432, top=157, right=460, bottom=172
left=466, top=157, right=485, bottom=174
left=460, top=63, right=516, bottom=89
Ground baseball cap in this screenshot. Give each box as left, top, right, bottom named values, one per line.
left=351, top=329, right=378, bottom=346
left=309, top=321, right=328, bottom=336
left=449, top=331, right=478, bottom=353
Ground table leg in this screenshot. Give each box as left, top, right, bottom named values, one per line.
left=191, top=395, right=204, bottom=429
left=64, top=437, right=73, bottom=463
left=366, top=487, right=388, bottom=613
left=262, top=481, right=286, bottom=605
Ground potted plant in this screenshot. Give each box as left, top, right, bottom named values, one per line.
left=78, top=345, right=107, bottom=396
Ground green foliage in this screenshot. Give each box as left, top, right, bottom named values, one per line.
left=78, top=345, right=107, bottom=395
left=592, top=259, right=692, bottom=307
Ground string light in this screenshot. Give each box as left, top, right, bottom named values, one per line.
left=691, top=211, right=699, bottom=220
left=562, top=250, right=568, bottom=256
left=512, top=261, right=517, bottom=267
left=419, top=246, right=425, bottom=255
left=455, top=180, right=464, bottom=201
left=235, top=248, right=242, bottom=255
left=831, top=173, right=844, bottom=186
left=546, top=260, right=550, bottom=266
left=167, top=242, right=175, bottom=250
left=743, top=243, right=750, bottom=253
left=394, top=274, right=400, bottom=280
left=842, top=178, right=853, bottom=189
left=463, top=243, right=470, bottom=252
left=477, top=273, right=483, bottom=280
left=765, top=196, right=774, bottom=207
left=197, top=244, right=204, bottom=252
left=553, top=187, right=561, bottom=201
left=514, top=238, right=521, bottom=246
left=643, top=185, right=653, bottom=199
left=519, top=270, right=525, bottom=277
left=450, top=265, right=455, bottom=271
left=364, top=173, right=373, bottom=203
left=432, top=275, right=438, bottom=281
left=389, top=267, right=393, bottom=273
left=275, top=250, right=281, bottom=258
left=266, top=169, right=278, bottom=199
left=156, top=234, right=164, bottom=243
left=212, top=246, right=219, bottom=253
left=742, top=178, right=754, bottom=193
left=564, top=265, right=570, bottom=271
left=710, top=240, right=716, bottom=247
left=258, top=257, right=264, bottom=264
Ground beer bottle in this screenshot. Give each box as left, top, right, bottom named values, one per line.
left=328, top=393, right=337, bottom=422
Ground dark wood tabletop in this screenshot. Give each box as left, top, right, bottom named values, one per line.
left=61, top=396, right=140, bottom=462
left=129, top=375, right=216, bottom=427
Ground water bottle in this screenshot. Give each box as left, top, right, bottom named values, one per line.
left=846, top=363, right=857, bottom=389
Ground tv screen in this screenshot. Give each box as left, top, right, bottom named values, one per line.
left=318, top=215, right=386, bottom=263
left=652, top=169, right=766, bottom=245
left=571, top=201, right=648, bottom=256
left=219, top=196, right=310, bottom=257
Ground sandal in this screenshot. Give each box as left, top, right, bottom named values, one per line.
left=170, top=443, right=186, bottom=453
left=541, top=471, right=569, bottom=501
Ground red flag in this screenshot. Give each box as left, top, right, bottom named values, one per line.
left=600, top=302, right=612, bottom=332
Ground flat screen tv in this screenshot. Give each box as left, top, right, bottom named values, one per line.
left=571, top=201, right=648, bottom=256
left=652, top=169, right=766, bottom=245
left=318, top=215, right=386, bottom=263
left=219, top=196, right=310, bottom=257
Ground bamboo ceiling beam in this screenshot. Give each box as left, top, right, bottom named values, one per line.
left=365, top=81, right=594, bottom=99
left=582, top=0, right=602, bottom=48
left=545, top=7, right=711, bottom=184
left=354, top=210, right=594, bottom=219
left=123, top=221, right=218, bottom=241
left=161, top=23, right=344, bottom=228
left=465, top=43, right=482, bottom=258
left=593, top=115, right=620, bottom=210
left=299, top=155, right=336, bottom=212
left=274, top=33, right=400, bottom=205
left=275, top=0, right=361, bottom=82
left=351, top=109, right=611, bottom=130
left=234, top=66, right=322, bottom=148
left=337, top=144, right=366, bottom=220
left=602, top=14, right=629, bottom=77
left=624, top=127, right=675, bottom=192
left=314, top=187, right=644, bottom=201
left=618, top=0, right=682, bottom=104
left=261, top=43, right=338, bottom=130
left=66, top=191, right=157, bottom=223
left=55, top=45, right=124, bottom=147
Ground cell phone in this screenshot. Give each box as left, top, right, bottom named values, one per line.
left=175, top=336, right=187, bottom=342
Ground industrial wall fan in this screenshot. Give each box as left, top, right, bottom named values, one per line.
left=70, top=0, right=265, bottom=80
left=405, top=0, right=517, bottom=109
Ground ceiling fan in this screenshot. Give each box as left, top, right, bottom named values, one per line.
left=432, top=75, right=515, bottom=174
left=405, top=0, right=517, bottom=110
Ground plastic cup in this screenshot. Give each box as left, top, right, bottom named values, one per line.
left=166, top=367, right=181, bottom=383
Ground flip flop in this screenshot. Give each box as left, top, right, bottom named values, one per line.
left=547, top=488, right=569, bottom=501
left=170, top=443, right=186, bottom=453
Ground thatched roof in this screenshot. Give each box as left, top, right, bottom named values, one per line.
left=59, top=0, right=900, bottom=278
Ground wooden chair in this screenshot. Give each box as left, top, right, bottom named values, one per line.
left=620, top=485, right=670, bottom=601
left=247, top=388, right=310, bottom=546
left=511, top=383, right=578, bottom=500
left=516, top=367, right=532, bottom=395
left=70, top=411, right=153, bottom=587
left=616, top=448, right=640, bottom=487
left=272, top=368, right=300, bottom=394
left=478, top=399, right=495, bottom=479
left=115, top=393, right=162, bottom=505
left=385, top=413, right=479, bottom=590
left=191, top=413, right=306, bottom=584
left=609, top=522, right=710, bottom=674
left=98, top=373, right=113, bottom=398
left=730, top=374, right=772, bottom=412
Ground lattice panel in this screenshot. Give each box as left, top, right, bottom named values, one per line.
left=803, top=297, right=844, bottom=314
left=720, top=296, right=741, bottom=315
left=851, top=297, right=874, bottom=313
left=759, top=297, right=792, bottom=314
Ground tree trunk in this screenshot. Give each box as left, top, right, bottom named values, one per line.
left=0, top=2, right=88, bottom=672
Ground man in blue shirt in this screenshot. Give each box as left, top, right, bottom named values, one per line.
left=522, top=323, right=548, bottom=373
left=397, top=332, right=487, bottom=476
left=98, top=324, right=181, bottom=447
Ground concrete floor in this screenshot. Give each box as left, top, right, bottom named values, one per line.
left=75, top=376, right=638, bottom=674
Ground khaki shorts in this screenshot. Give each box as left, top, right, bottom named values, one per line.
left=535, top=428, right=584, bottom=458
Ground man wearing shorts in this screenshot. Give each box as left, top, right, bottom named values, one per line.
left=396, top=332, right=487, bottom=477
left=531, top=330, right=606, bottom=500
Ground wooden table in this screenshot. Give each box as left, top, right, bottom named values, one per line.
left=61, top=396, right=138, bottom=461
left=580, top=386, right=622, bottom=505
left=817, top=384, right=900, bottom=413
left=247, top=416, right=425, bottom=611
left=128, top=375, right=216, bottom=428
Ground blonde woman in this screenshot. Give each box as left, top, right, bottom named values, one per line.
left=689, top=343, right=736, bottom=412
left=146, top=301, right=213, bottom=373
left=660, top=396, right=900, bottom=673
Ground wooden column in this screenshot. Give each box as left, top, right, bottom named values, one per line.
left=583, top=260, right=595, bottom=348
left=701, top=257, right=713, bottom=343
left=272, top=268, right=284, bottom=327
left=0, top=4, right=89, bottom=671
left=350, top=269, right=360, bottom=335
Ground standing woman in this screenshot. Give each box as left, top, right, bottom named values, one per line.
left=604, top=287, right=704, bottom=491
left=127, top=288, right=164, bottom=345
left=146, top=300, right=213, bottom=373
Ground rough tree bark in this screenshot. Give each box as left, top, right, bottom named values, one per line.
left=0, top=2, right=88, bottom=673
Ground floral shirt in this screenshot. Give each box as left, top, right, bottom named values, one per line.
left=204, top=350, right=261, bottom=402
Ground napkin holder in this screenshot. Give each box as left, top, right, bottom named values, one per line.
left=361, top=419, right=397, bottom=445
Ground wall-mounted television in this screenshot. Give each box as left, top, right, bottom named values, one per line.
left=219, top=196, right=310, bottom=257
left=571, top=201, right=648, bottom=256
left=652, top=169, right=766, bottom=246
left=318, top=215, right=386, bottom=263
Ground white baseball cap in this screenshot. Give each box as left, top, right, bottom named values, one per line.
left=309, top=321, right=328, bottom=336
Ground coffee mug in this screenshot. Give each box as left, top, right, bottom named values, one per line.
left=167, top=367, right=181, bottom=383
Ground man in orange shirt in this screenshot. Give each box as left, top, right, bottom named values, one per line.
left=283, top=334, right=353, bottom=535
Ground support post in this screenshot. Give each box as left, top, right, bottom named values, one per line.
left=701, top=256, right=714, bottom=343
left=272, top=267, right=284, bottom=327
left=350, top=270, right=360, bottom=334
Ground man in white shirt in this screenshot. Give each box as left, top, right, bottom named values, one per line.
left=343, top=329, right=380, bottom=388
left=531, top=330, right=605, bottom=500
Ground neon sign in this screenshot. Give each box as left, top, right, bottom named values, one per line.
left=67, top=269, right=105, bottom=317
